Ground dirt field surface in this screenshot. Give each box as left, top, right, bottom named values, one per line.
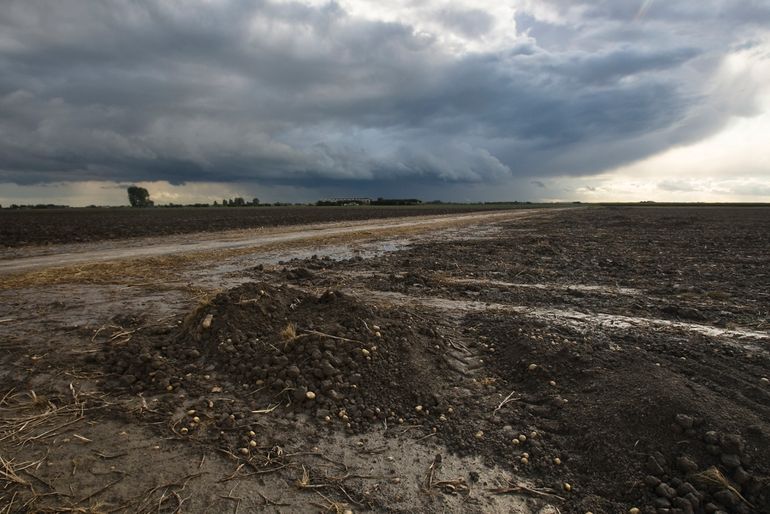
left=1, top=206, right=769, bottom=514
left=0, top=204, right=523, bottom=248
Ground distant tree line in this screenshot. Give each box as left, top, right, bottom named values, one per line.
left=3, top=204, right=70, bottom=209
left=214, top=197, right=260, bottom=207
left=372, top=198, right=422, bottom=205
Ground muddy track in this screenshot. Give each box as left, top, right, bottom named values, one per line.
left=0, top=209, right=539, bottom=274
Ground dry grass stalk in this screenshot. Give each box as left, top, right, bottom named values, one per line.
left=0, top=389, right=107, bottom=447
left=490, top=479, right=565, bottom=501
left=492, top=390, right=520, bottom=416
left=280, top=322, right=297, bottom=341
left=692, top=467, right=753, bottom=508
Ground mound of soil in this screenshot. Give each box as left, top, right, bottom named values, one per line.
left=100, top=282, right=450, bottom=443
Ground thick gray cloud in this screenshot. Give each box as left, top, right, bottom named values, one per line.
left=0, top=0, right=767, bottom=193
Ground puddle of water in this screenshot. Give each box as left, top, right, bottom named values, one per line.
left=184, top=238, right=417, bottom=290
left=353, top=290, right=770, bottom=346
left=446, top=278, right=642, bottom=296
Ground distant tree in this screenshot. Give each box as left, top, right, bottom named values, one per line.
left=213, top=200, right=219, bottom=206
left=252, top=197, right=260, bottom=206
left=233, top=197, right=245, bottom=206
left=127, top=186, right=153, bottom=207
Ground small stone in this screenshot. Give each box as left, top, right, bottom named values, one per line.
left=672, top=497, right=693, bottom=511
left=563, top=482, right=571, bottom=492
left=761, top=377, right=769, bottom=385
left=179, top=427, right=189, bottom=435
left=629, top=508, right=640, bottom=514
left=415, top=405, right=423, bottom=413
left=518, top=434, right=527, bottom=442
left=713, top=489, right=737, bottom=507
left=475, top=430, right=484, bottom=439
left=677, top=482, right=697, bottom=497
left=733, top=466, right=751, bottom=484
left=553, top=457, right=562, bottom=465
left=675, top=414, right=694, bottom=429
left=520, top=457, right=529, bottom=465
left=644, top=475, right=661, bottom=488
left=306, top=391, right=316, bottom=400
left=361, top=348, right=371, bottom=357
left=720, top=453, right=741, bottom=469
left=239, top=448, right=249, bottom=455
left=528, top=364, right=538, bottom=371
left=703, top=431, right=719, bottom=444
left=201, top=314, right=214, bottom=329
left=684, top=492, right=700, bottom=509
left=249, top=440, right=257, bottom=448
left=720, top=434, right=744, bottom=454
left=549, top=380, right=557, bottom=387
left=655, top=483, right=676, bottom=499
left=211, top=386, right=223, bottom=393
left=676, top=456, right=698, bottom=473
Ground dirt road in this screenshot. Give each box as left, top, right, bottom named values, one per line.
left=0, top=209, right=534, bottom=274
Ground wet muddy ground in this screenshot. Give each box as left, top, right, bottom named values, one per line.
left=1, top=206, right=769, bottom=513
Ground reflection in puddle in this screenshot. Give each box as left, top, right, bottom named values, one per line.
left=444, top=278, right=642, bottom=296
left=353, top=290, right=770, bottom=346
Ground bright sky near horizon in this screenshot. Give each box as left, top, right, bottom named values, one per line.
left=1, top=0, right=769, bottom=205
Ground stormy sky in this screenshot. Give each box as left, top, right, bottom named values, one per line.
left=1, top=0, right=769, bottom=205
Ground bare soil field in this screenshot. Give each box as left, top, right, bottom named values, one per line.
left=0, top=205, right=523, bottom=248
left=1, top=207, right=769, bottom=514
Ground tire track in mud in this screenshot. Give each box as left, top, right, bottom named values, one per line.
left=341, top=289, right=770, bottom=346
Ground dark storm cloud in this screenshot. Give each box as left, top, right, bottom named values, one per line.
left=0, top=0, right=767, bottom=189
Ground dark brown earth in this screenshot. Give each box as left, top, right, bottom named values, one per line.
left=1, top=206, right=769, bottom=514
left=0, top=204, right=524, bottom=247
